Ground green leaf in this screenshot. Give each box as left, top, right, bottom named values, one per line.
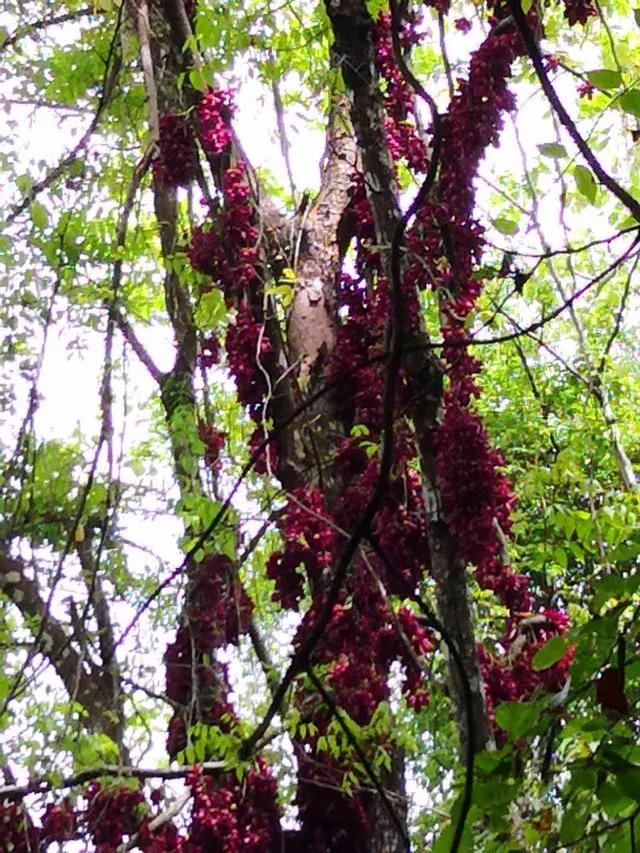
left=68, top=158, right=85, bottom=178
left=532, top=635, right=570, bottom=671
left=617, top=767, right=640, bottom=802
left=475, top=746, right=511, bottom=775
left=16, top=173, right=33, bottom=194
left=592, top=572, right=640, bottom=612
left=553, top=546, right=568, bottom=570
left=492, top=217, right=519, bottom=235
left=495, top=699, right=548, bottom=739
left=30, top=201, right=48, bottom=230
left=366, top=0, right=388, bottom=16
left=432, top=801, right=479, bottom=853
left=598, top=780, right=624, bottom=815
left=573, top=165, right=597, bottom=203
left=559, top=798, right=587, bottom=844
left=634, top=8, right=640, bottom=27
left=538, top=143, right=568, bottom=159
left=189, top=68, right=207, bottom=93
left=586, top=69, right=623, bottom=90
left=194, top=737, right=206, bottom=762
left=619, top=89, right=640, bottom=118
left=196, top=289, right=226, bottom=327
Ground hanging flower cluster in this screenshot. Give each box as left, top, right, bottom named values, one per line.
left=0, top=802, right=39, bottom=851
left=396, top=18, right=574, bottom=716
left=189, top=169, right=260, bottom=309
left=153, top=112, right=199, bottom=189
left=266, top=123, right=436, bottom=852
left=562, top=0, right=596, bottom=24
left=163, top=86, right=282, bottom=847
left=181, top=77, right=437, bottom=845
left=225, top=301, right=274, bottom=408
left=162, top=552, right=281, bottom=846
left=479, top=609, right=573, bottom=730
left=188, top=220, right=226, bottom=279
left=0, top=785, right=182, bottom=851
left=0, top=766, right=280, bottom=851
left=85, top=781, right=147, bottom=850
left=187, top=762, right=280, bottom=852
left=373, top=12, right=428, bottom=171
left=199, top=420, right=225, bottom=473
left=198, top=89, right=235, bottom=157
left=188, top=94, right=282, bottom=490
left=40, top=799, right=76, bottom=845
left=199, top=332, right=221, bottom=368
left=164, top=554, right=252, bottom=757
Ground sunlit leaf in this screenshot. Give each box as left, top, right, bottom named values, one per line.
left=538, top=142, right=568, bottom=158
left=492, top=217, right=519, bottom=234
left=586, top=69, right=623, bottom=89
left=573, top=165, right=597, bottom=203
left=532, top=636, right=570, bottom=671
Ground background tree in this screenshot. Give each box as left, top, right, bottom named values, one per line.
left=0, top=0, right=639, bottom=850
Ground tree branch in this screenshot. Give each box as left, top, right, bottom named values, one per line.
left=506, top=0, right=640, bottom=221
left=113, top=309, right=165, bottom=385
left=0, top=7, right=97, bottom=53
left=0, top=549, right=124, bottom=744
left=0, top=761, right=224, bottom=801
left=4, top=5, right=124, bottom=224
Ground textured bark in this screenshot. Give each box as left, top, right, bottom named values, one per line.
left=285, top=95, right=357, bottom=490
left=326, top=0, right=401, bottom=260
left=411, top=365, right=496, bottom=754
left=288, top=96, right=355, bottom=373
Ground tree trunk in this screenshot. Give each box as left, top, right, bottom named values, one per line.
left=325, top=0, right=494, bottom=762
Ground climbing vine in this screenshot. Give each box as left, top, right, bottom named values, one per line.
left=0, top=0, right=639, bottom=850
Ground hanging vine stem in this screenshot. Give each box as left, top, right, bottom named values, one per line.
left=307, top=666, right=412, bottom=850
left=367, top=533, right=476, bottom=853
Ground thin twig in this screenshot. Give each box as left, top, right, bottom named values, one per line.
left=120, top=792, right=191, bottom=851
left=437, top=11, right=454, bottom=100
left=270, top=67, right=298, bottom=203
left=307, top=667, right=412, bottom=851
left=506, top=0, right=640, bottom=221
left=136, top=0, right=160, bottom=143
left=4, top=5, right=124, bottom=224
left=0, top=7, right=97, bottom=52
left=0, top=763, right=224, bottom=801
